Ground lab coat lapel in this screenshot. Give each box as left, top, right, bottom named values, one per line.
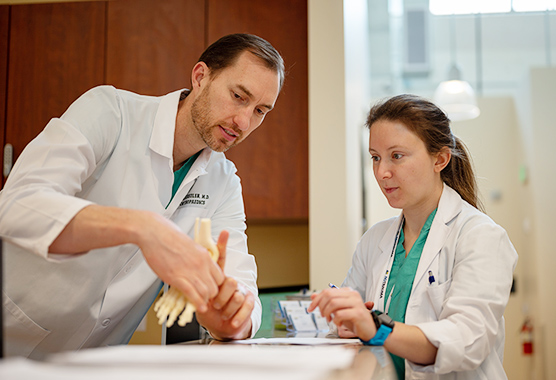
left=372, top=214, right=404, bottom=307
left=412, top=184, right=462, bottom=291
left=149, top=88, right=183, bottom=160
left=378, top=214, right=404, bottom=254
left=148, top=89, right=183, bottom=208
left=164, top=148, right=211, bottom=215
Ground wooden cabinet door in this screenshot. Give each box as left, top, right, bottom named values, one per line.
left=106, top=0, right=206, bottom=96
left=5, top=2, right=105, bottom=176
left=0, top=5, right=8, bottom=187
left=206, top=0, right=308, bottom=221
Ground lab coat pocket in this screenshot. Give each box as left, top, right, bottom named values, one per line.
left=3, top=292, right=50, bottom=357
left=426, top=279, right=452, bottom=319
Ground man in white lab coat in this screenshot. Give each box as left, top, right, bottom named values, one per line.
left=0, top=33, right=284, bottom=359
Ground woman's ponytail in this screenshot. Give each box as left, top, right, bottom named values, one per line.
left=442, top=136, right=484, bottom=212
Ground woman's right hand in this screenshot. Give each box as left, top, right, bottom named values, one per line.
left=307, top=288, right=377, bottom=341
left=336, top=300, right=375, bottom=338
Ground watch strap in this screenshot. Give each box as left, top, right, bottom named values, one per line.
left=360, top=311, right=394, bottom=346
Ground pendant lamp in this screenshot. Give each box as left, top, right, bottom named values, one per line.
left=434, top=16, right=480, bottom=121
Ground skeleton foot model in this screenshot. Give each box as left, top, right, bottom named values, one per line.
left=154, top=218, right=219, bottom=327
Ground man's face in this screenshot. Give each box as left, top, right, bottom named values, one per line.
left=191, top=51, right=280, bottom=152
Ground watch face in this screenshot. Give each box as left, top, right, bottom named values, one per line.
left=377, top=313, right=395, bottom=329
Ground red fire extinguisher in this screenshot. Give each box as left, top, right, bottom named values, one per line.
left=520, top=318, right=534, bottom=355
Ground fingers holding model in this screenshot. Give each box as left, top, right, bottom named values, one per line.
left=137, top=213, right=224, bottom=313
left=151, top=218, right=254, bottom=340
left=195, top=228, right=255, bottom=340
left=196, top=280, right=255, bottom=340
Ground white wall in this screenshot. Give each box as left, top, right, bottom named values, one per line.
left=308, top=0, right=370, bottom=290
left=517, top=67, right=556, bottom=380
left=308, top=0, right=348, bottom=290
left=452, top=97, right=528, bottom=380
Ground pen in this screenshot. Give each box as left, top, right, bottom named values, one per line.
left=328, top=283, right=339, bottom=289
left=428, top=271, right=436, bottom=285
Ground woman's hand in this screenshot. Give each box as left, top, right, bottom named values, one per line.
left=307, top=288, right=376, bottom=341
left=337, top=300, right=375, bottom=338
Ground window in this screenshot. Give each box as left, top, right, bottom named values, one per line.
left=429, top=0, right=556, bottom=15
left=513, top=0, right=556, bottom=12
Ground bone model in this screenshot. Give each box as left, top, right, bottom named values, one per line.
left=154, top=218, right=219, bottom=327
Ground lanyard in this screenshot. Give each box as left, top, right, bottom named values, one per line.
left=378, top=216, right=404, bottom=311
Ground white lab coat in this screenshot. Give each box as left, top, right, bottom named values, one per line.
left=343, top=184, right=517, bottom=380
left=0, top=86, right=261, bottom=359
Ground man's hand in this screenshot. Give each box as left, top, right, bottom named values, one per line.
left=196, top=231, right=254, bottom=340
left=49, top=205, right=225, bottom=314
left=137, top=212, right=225, bottom=313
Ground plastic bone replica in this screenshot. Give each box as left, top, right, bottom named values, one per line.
left=154, top=217, right=219, bottom=327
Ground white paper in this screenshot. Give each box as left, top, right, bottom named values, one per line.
left=0, top=344, right=356, bottom=380
left=312, top=314, right=331, bottom=332
left=278, top=300, right=301, bottom=316
left=291, top=313, right=317, bottom=331
left=232, top=337, right=361, bottom=345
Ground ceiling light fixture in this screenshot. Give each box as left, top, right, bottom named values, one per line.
left=433, top=16, right=480, bottom=121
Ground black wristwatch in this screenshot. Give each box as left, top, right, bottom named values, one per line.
left=361, top=310, right=394, bottom=346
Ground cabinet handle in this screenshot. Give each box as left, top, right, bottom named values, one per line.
left=3, top=143, right=13, bottom=178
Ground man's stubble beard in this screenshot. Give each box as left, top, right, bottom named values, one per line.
left=190, top=86, right=242, bottom=153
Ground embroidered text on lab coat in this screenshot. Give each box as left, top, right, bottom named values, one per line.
left=180, top=193, right=210, bottom=207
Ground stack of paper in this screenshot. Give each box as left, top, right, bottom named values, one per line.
left=278, top=300, right=330, bottom=332
left=0, top=344, right=357, bottom=380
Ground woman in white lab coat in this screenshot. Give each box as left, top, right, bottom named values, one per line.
left=308, top=94, right=517, bottom=380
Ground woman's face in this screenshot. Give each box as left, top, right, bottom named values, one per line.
left=369, top=119, right=445, bottom=213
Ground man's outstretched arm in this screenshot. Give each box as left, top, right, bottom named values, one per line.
left=49, top=204, right=224, bottom=313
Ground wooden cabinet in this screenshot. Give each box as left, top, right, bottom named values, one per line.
left=207, top=0, right=309, bottom=221
left=0, top=6, right=8, bottom=187
left=4, top=2, right=105, bottom=180
left=1, top=0, right=308, bottom=222
left=106, top=0, right=205, bottom=96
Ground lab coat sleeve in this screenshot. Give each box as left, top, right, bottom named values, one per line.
left=326, top=239, right=371, bottom=337
left=209, top=169, right=262, bottom=337
left=0, top=86, right=122, bottom=258
left=342, top=218, right=394, bottom=304
left=342, top=239, right=370, bottom=299
left=411, top=219, right=517, bottom=374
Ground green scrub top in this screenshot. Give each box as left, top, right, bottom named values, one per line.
left=384, top=208, right=437, bottom=380
left=167, top=150, right=202, bottom=207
